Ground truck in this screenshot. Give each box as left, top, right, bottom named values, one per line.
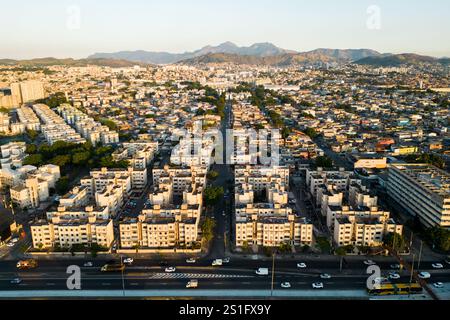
left=256, top=268, right=269, bottom=276
left=186, top=280, right=198, bottom=288
left=101, top=264, right=125, bottom=272
left=16, top=259, right=38, bottom=270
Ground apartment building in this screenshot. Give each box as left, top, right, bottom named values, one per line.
left=333, top=206, right=403, bottom=247
left=16, top=106, right=41, bottom=131
left=113, top=139, right=159, bottom=169
left=119, top=165, right=206, bottom=249
left=234, top=165, right=313, bottom=248
left=387, top=163, right=450, bottom=228
left=11, top=80, right=45, bottom=104
left=8, top=164, right=60, bottom=209
left=32, top=104, right=86, bottom=145
left=57, top=104, right=119, bottom=146
left=31, top=205, right=114, bottom=249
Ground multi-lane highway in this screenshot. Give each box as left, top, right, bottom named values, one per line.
left=1, top=257, right=449, bottom=297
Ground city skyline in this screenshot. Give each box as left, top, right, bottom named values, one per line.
left=1, top=0, right=450, bottom=59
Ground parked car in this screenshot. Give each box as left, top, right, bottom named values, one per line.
left=432, top=263, right=444, bottom=269
left=418, top=272, right=431, bottom=279
left=312, top=282, right=324, bottom=289
left=281, top=282, right=291, bottom=288
left=297, top=263, right=307, bottom=268
left=165, top=267, right=176, bottom=273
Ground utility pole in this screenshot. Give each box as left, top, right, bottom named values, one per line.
left=417, top=241, right=423, bottom=271
left=121, top=255, right=125, bottom=297
left=408, top=253, right=416, bottom=298
left=271, top=252, right=275, bottom=297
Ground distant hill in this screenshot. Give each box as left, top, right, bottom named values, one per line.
left=355, top=53, right=450, bottom=67
left=88, top=42, right=294, bottom=64
left=0, top=57, right=148, bottom=68
left=177, top=48, right=382, bottom=67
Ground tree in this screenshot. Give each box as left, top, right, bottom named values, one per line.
left=204, top=186, right=224, bottom=206
left=25, top=144, right=37, bottom=154
left=303, top=127, right=318, bottom=138
left=384, top=232, right=406, bottom=252
left=426, top=227, right=450, bottom=252
left=55, top=176, right=70, bottom=195
left=72, top=151, right=90, bottom=166
left=207, top=171, right=219, bottom=180
left=50, top=155, right=71, bottom=167
left=315, top=156, right=333, bottom=168
left=26, top=129, right=39, bottom=141
left=23, top=154, right=43, bottom=166
left=201, top=218, right=216, bottom=243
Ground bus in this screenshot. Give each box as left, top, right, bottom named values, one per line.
left=368, top=283, right=423, bottom=296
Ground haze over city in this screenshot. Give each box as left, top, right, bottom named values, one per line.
left=1, top=0, right=450, bottom=59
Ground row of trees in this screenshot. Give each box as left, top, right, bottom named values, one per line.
left=404, top=153, right=446, bottom=169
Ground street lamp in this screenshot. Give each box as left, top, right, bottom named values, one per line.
left=271, top=252, right=276, bottom=297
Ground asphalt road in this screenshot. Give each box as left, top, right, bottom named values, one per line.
left=1, top=257, right=449, bottom=292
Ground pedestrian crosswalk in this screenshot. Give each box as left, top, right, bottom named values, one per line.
left=149, top=273, right=252, bottom=280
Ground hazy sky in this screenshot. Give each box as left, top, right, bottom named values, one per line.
left=1, top=0, right=449, bottom=59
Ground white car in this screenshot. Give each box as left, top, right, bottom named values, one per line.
left=123, top=258, right=134, bottom=265
left=83, top=262, right=93, bottom=267
left=222, top=257, right=230, bottom=264
left=320, top=274, right=332, bottom=279
left=186, top=258, right=196, bottom=264
left=432, top=263, right=444, bottom=269
left=390, top=264, right=401, bottom=270
left=11, top=238, right=19, bottom=243
left=312, top=282, right=324, bottom=289
left=10, top=278, right=22, bottom=284
left=389, top=272, right=401, bottom=280
left=165, top=267, right=176, bottom=273
left=433, top=282, right=444, bottom=288
left=418, top=272, right=431, bottom=279
left=297, top=263, right=307, bottom=268
left=6, top=242, right=15, bottom=247
left=281, top=282, right=291, bottom=288
left=364, top=260, right=376, bottom=266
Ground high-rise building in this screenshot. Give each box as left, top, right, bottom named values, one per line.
left=11, top=81, right=46, bottom=104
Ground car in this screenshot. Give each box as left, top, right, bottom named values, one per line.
left=418, top=272, right=431, bottom=279
left=390, top=264, right=401, bottom=270
left=186, top=280, right=198, bottom=288
left=10, top=278, right=22, bottom=284
left=123, top=258, right=134, bottom=265
left=364, top=260, right=376, bottom=266
left=83, top=262, right=93, bottom=267
left=186, top=258, right=196, bottom=264
left=320, top=274, right=332, bottom=279
left=297, top=263, right=307, bottom=268
left=433, top=282, right=444, bottom=288
left=374, top=277, right=389, bottom=284
left=312, top=282, right=324, bottom=289
left=432, top=263, right=444, bottom=269
left=6, top=242, right=15, bottom=247
left=445, top=258, right=450, bottom=265
left=389, top=272, right=401, bottom=280
left=165, top=267, right=176, bottom=273
left=222, top=257, right=230, bottom=264
left=11, top=238, right=19, bottom=243
left=212, top=259, right=223, bottom=266
left=281, top=282, right=291, bottom=288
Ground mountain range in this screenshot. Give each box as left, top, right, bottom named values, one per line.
left=0, top=57, right=147, bottom=68
left=88, top=42, right=380, bottom=65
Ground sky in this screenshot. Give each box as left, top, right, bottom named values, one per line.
left=1, top=0, right=449, bottom=59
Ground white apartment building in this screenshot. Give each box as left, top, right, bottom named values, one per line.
left=8, top=164, right=60, bottom=209
left=32, top=104, right=86, bottom=145
left=57, top=104, right=119, bottom=146
left=31, top=205, right=114, bottom=249
left=16, top=106, right=41, bottom=131
left=387, top=163, right=450, bottom=228
left=333, top=207, right=403, bottom=247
